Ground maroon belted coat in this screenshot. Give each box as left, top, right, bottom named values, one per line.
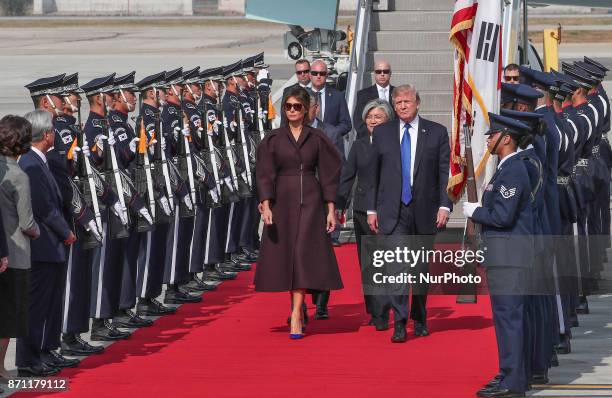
left=254, top=125, right=344, bottom=292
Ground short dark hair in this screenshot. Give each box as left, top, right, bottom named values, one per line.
left=295, top=59, right=310, bottom=68
left=0, top=115, right=32, bottom=157
left=283, top=86, right=310, bottom=125
left=504, top=63, right=520, bottom=73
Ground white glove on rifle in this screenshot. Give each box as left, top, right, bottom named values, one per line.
left=159, top=195, right=171, bottom=216
left=209, top=188, right=219, bottom=204
left=82, top=139, right=91, bottom=157
left=229, top=121, right=237, bottom=131
left=129, top=137, right=140, bottom=154
left=148, top=139, right=157, bottom=156
left=161, top=135, right=167, bottom=151
left=86, top=219, right=102, bottom=242
left=107, top=133, right=117, bottom=146
left=138, top=207, right=153, bottom=225
left=95, top=135, right=107, bottom=153
left=173, top=127, right=181, bottom=141
left=181, top=126, right=191, bottom=138
left=183, top=195, right=193, bottom=211
left=111, top=201, right=129, bottom=226
left=212, top=120, right=222, bottom=135
left=462, top=202, right=480, bottom=218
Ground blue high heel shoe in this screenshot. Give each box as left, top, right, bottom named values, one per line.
left=289, top=333, right=304, bottom=340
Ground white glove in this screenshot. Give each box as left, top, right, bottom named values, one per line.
left=197, top=127, right=204, bottom=138
left=86, top=219, right=102, bottom=242
left=241, top=171, right=248, bottom=184
left=223, top=177, right=234, bottom=192
left=138, top=207, right=153, bottom=225
left=183, top=195, right=193, bottom=211
left=159, top=195, right=171, bottom=216
left=161, top=136, right=167, bottom=151
left=230, top=121, right=237, bottom=131
left=258, top=109, right=264, bottom=120
left=173, top=127, right=181, bottom=141
left=209, top=188, right=219, bottom=204
left=148, top=139, right=157, bottom=155
left=107, top=133, right=117, bottom=146
left=129, top=137, right=140, bottom=153
left=181, top=126, right=191, bottom=138
left=95, top=135, right=107, bottom=152
left=81, top=139, right=91, bottom=157
left=111, top=201, right=129, bottom=225
left=462, top=202, right=480, bottom=218
left=256, top=69, right=269, bottom=82
left=212, top=120, right=222, bottom=135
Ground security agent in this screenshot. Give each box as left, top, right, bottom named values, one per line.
left=107, top=71, right=156, bottom=329
left=158, top=67, right=201, bottom=305
left=463, top=113, right=535, bottom=398
left=80, top=74, right=134, bottom=341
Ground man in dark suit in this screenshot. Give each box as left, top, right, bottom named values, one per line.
left=353, top=59, right=395, bottom=140
left=365, top=84, right=452, bottom=343
left=281, top=59, right=312, bottom=126
left=310, top=60, right=352, bottom=159
left=16, top=109, right=77, bottom=376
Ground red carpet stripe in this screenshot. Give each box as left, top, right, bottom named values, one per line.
left=16, top=243, right=498, bottom=398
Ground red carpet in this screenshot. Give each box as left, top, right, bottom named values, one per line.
left=17, top=244, right=498, bottom=398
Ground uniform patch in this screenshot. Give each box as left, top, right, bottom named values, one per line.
left=56, top=116, right=67, bottom=123
left=207, top=110, right=216, bottom=123
left=185, top=102, right=196, bottom=109
left=499, top=185, right=516, bottom=199
left=115, top=128, right=128, bottom=142
left=92, top=119, right=104, bottom=128
left=145, top=108, right=155, bottom=117
left=168, top=106, right=178, bottom=115
left=112, top=114, right=122, bottom=123
left=59, top=129, right=74, bottom=145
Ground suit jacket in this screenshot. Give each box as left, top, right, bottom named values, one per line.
left=336, top=135, right=374, bottom=212
left=364, top=117, right=453, bottom=235
left=311, top=117, right=344, bottom=159
left=19, top=150, right=71, bottom=263
left=353, top=84, right=395, bottom=140
left=319, top=86, right=352, bottom=157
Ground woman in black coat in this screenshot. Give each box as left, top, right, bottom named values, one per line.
left=335, top=99, right=393, bottom=324
left=255, top=87, right=343, bottom=339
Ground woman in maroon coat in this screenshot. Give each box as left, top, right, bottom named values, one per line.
left=255, top=87, right=343, bottom=339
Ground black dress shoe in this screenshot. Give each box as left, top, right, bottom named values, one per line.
left=204, top=265, right=237, bottom=280
left=314, top=306, right=329, bottom=320
left=550, top=351, right=559, bottom=367
left=164, top=288, right=202, bottom=304
left=476, top=386, right=525, bottom=397
left=182, top=275, right=217, bottom=292
left=137, top=298, right=176, bottom=316
left=391, top=322, right=407, bottom=343
left=61, top=333, right=104, bottom=356
left=113, top=309, right=154, bottom=328
left=555, top=333, right=571, bottom=354
left=531, top=372, right=549, bottom=385
left=219, top=261, right=248, bottom=273
left=18, top=363, right=60, bottom=377
left=483, top=373, right=504, bottom=388
left=228, top=255, right=252, bottom=271
left=91, top=319, right=131, bottom=341
left=373, top=317, right=389, bottom=331
left=414, top=321, right=429, bottom=337
left=41, top=350, right=80, bottom=369
left=569, top=315, right=580, bottom=328
left=576, top=296, right=590, bottom=314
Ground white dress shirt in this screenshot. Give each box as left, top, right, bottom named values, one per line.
left=376, top=84, right=390, bottom=102
left=31, top=146, right=48, bottom=166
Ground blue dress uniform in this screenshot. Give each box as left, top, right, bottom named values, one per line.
left=468, top=114, right=534, bottom=397
left=105, top=71, right=157, bottom=328
left=158, top=67, right=200, bottom=304
left=134, top=72, right=178, bottom=316
left=80, top=74, right=133, bottom=340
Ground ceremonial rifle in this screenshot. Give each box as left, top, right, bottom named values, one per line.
left=177, top=92, right=196, bottom=216
left=134, top=110, right=156, bottom=231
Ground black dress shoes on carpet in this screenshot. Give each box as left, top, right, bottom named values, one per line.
left=113, top=309, right=154, bottom=328
left=61, top=333, right=105, bottom=356
left=137, top=298, right=177, bottom=316
left=391, top=322, right=407, bottom=343
left=164, top=286, right=202, bottom=304
left=414, top=322, right=429, bottom=337
left=182, top=273, right=217, bottom=292
left=91, top=319, right=131, bottom=341
left=314, top=305, right=329, bottom=320
left=556, top=333, right=571, bottom=354
left=476, top=386, right=525, bottom=397
left=41, top=350, right=80, bottom=369
left=204, top=265, right=237, bottom=281
left=18, top=362, right=61, bottom=377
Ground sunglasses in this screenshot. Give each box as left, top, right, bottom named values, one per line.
left=310, top=71, right=328, bottom=77
left=296, top=69, right=310, bottom=75
left=284, top=102, right=303, bottom=112
left=505, top=75, right=520, bottom=82
left=374, top=69, right=391, bottom=75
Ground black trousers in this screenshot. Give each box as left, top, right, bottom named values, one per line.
left=354, top=210, right=374, bottom=314
left=119, top=224, right=141, bottom=310
left=62, top=242, right=94, bottom=335
left=371, top=202, right=429, bottom=324
left=16, top=261, right=63, bottom=367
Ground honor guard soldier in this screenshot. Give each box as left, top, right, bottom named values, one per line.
left=134, top=71, right=178, bottom=316
left=561, top=64, right=600, bottom=314
left=221, top=61, right=255, bottom=272
left=81, top=74, right=134, bottom=341
left=193, top=66, right=238, bottom=283
left=463, top=113, right=535, bottom=398
left=179, top=66, right=220, bottom=292
left=159, top=67, right=200, bottom=305
left=107, top=71, right=156, bottom=329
